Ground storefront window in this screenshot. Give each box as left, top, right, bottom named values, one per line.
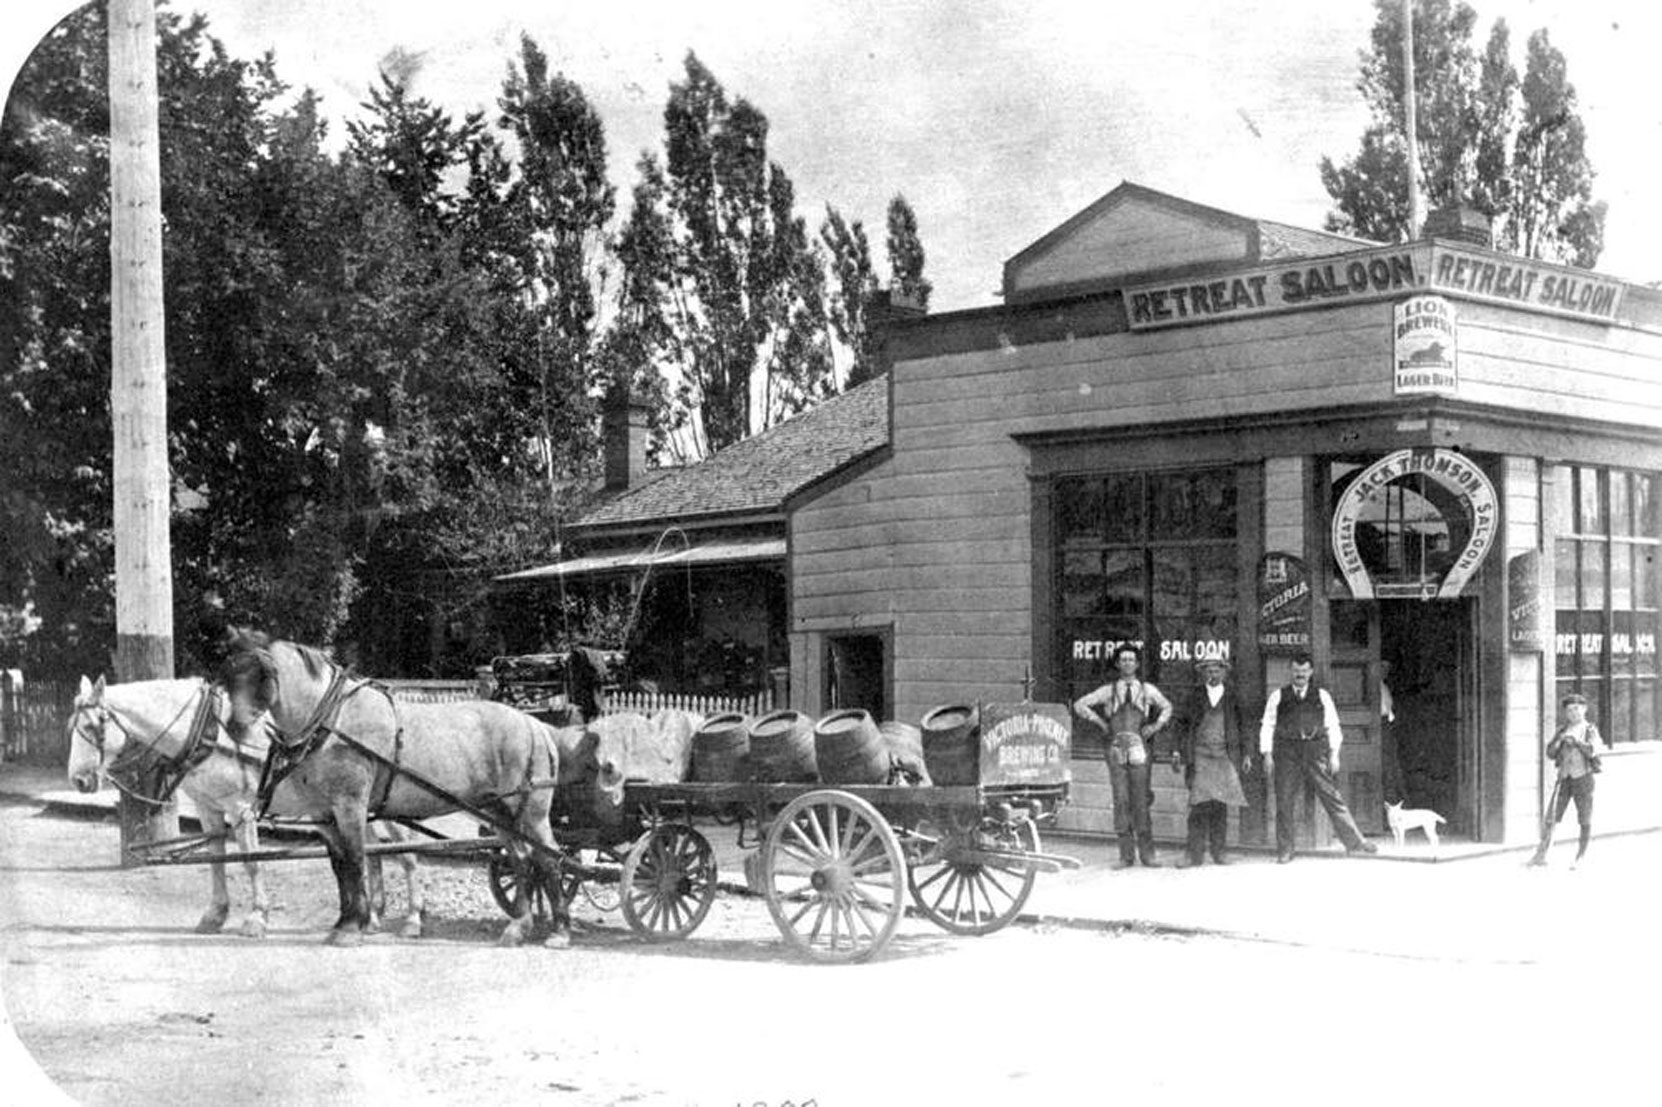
left=1554, top=466, right=1661, bottom=743
left=1056, top=468, right=1238, bottom=704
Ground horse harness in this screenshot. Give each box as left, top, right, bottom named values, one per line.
left=256, top=666, right=406, bottom=819
left=75, top=681, right=254, bottom=805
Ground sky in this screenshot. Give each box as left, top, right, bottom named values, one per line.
left=6, top=0, right=1661, bottom=312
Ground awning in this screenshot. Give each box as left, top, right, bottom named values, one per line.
left=495, top=537, right=785, bottom=583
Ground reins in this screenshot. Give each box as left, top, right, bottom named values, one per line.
left=76, top=680, right=232, bottom=805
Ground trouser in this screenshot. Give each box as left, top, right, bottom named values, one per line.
left=1107, top=755, right=1155, bottom=860
left=1185, top=800, right=1228, bottom=862
left=1272, top=737, right=1367, bottom=853
left=1532, top=776, right=1594, bottom=860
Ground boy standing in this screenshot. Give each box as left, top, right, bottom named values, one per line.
left=1528, top=692, right=1607, bottom=869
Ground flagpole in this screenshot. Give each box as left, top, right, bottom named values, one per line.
left=1403, top=0, right=1425, bottom=239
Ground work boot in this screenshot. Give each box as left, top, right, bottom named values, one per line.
left=1138, top=843, right=1162, bottom=868
left=1115, top=840, right=1137, bottom=870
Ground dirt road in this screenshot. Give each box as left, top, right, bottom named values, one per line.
left=6, top=796, right=1661, bottom=1106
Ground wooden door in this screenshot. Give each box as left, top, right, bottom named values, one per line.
left=1328, top=600, right=1385, bottom=834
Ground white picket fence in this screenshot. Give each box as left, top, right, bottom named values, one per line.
left=603, top=688, right=773, bottom=719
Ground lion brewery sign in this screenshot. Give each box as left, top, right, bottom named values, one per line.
left=1332, top=449, right=1499, bottom=600
left=1394, top=295, right=1457, bottom=396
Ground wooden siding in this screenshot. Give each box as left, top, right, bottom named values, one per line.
left=1501, top=456, right=1545, bottom=843
left=1007, top=200, right=1248, bottom=297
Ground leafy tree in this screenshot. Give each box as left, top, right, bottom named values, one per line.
left=1320, top=0, right=1603, bottom=267
left=820, top=192, right=931, bottom=389
left=616, top=52, right=832, bottom=458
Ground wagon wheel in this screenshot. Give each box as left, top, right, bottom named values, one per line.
left=619, top=824, right=718, bottom=941
left=487, top=848, right=553, bottom=921
left=907, top=818, right=1040, bottom=935
left=761, top=789, right=905, bottom=963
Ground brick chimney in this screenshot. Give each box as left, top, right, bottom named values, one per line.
left=602, top=387, right=650, bottom=491
left=863, top=286, right=927, bottom=379
left=1421, top=204, right=1493, bottom=248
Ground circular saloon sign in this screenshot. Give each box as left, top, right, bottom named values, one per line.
left=1331, top=448, right=1498, bottom=600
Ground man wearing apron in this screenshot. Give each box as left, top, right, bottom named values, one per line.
left=1073, top=644, right=1172, bottom=868
left=1171, top=657, right=1247, bottom=866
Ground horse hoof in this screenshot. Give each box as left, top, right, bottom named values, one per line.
left=398, top=917, right=423, bottom=940
left=544, top=929, right=571, bottom=950
left=238, top=916, right=268, bottom=939
left=365, top=914, right=384, bottom=935
left=497, top=924, right=528, bottom=948
left=194, top=913, right=228, bottom=934
left=324, top=928, right=363, bottom=948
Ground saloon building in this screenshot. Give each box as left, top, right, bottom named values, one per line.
left=785, top=182, right=1662, bottom=846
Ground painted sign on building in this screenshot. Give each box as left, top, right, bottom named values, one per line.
left=1257, top=553, right=1312, bottom=652
left=1331, top=449, right=1498, bottom=600
left=1508, top=550, right=1544, bottom=652
left=1393, top=295, right=1458, bottom=396
left=1427, top=244, right=1623, bottom=323
left=979, top=702, right=1072, bottom=786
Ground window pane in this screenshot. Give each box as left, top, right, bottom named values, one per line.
left=1062, top=550, right=1105, bottom=617
left=1612, top=542, right=1635, bottom=610
left=1555, top=608, right=1580, bottom=679
left=1149, top=469, right=1236, bottom=541
left=1581, top=541, right=1607, bottom=609
left=1578, top=467, right=1605, bottom=535
left=1636, top=679, right=1659, bottom=743
left=1638, top=544, right=1658, bottom=612
left=1102, top=474, right=1143, bottom=544
left=1057, top=477, right=1105, bottom=546
left=1637, top=473, right=1659, bottom=538
left=1102, top=549, right=1144, bottom=619
left=1611, top=678, right=1633, bottom=744
left=1637, top=610, right=1659, bottom=677
left=1152, top=548, right=1195, bottom=618
left=1611, top=472, right=1634, bottom=536
left=1554, top=539, right=1580, bottom=608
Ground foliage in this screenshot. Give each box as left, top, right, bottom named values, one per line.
left=819, top=192, right=932, bottom=388
left=1320, top=0, right=1604, bottom=266
left=614, top=52, right=833, bottom=459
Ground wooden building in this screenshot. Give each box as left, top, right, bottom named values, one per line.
left=787, top=183, right=1662, bottom=846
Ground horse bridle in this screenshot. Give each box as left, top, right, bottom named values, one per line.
left=71, top=680, right=228, bottom=805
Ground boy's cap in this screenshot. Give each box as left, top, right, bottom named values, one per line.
left=1561, top=692, right=1588, bottom=706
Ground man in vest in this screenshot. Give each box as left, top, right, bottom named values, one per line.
left=1073, top=643, right=1172, bottom=868
left=1258, top=651, right=1378, bottom=863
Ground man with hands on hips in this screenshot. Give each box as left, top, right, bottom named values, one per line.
left=1074, top=643, right=1172, bottom=869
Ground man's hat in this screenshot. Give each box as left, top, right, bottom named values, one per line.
left=1561, top=692, right=1588, bottom=707
left=1197, top=657, right=1232, bottom=672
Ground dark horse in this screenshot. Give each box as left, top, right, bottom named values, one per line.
left=220, top=630, right=587, bottom=947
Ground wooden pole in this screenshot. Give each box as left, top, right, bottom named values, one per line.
left=108, top=0, right=178, bottom=860
left=1402, top=0, right=1425, bottom=240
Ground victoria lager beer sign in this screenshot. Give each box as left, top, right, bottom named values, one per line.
left=978, top=702, right=1071, bottom=786
left=1258, top=553, right=1312, bottom=653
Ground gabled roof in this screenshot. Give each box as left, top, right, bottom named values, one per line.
left=568, top=375, right=889, bottom=533
left=1002, top=181, right=1376, bottom=302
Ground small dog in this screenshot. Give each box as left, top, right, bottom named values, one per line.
left=1386, top=801, right=1446, bottom=851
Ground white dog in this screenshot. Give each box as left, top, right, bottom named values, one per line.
left=1386, top=801, right=1446, bottom=851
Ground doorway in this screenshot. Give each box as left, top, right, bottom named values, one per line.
left=825, top=634, right=887, bottom=720
left=1380, top=599, right=1475, bottom=835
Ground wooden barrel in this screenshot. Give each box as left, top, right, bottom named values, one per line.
left=813, top=709, right=889, bottom=785
left=878, top=720, right=931, bottom=786
left=747, top=710, right=818, bottom=782
left=920, top=704, right=980, bottom=786
left=691, top=712, right=751, bottom=783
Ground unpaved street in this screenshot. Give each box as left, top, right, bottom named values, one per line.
left=3, top=797, right=1658, bottom=1106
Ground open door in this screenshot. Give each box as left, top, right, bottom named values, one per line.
left=1328, top=601, right=1386, bottom=834
left=1381, top=599, right=1475, bottom=835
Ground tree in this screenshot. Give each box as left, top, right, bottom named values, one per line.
left=819, top=192, right=931, bottom=389
left=616, top=52, right=832, bottom=459
left=1320, top=0, right=1603, bottom=267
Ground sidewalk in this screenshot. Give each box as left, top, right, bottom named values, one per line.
left=7, top=760, right=1656, bottom=964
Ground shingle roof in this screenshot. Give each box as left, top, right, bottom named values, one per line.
left=570, top=376, right=889, bottom=531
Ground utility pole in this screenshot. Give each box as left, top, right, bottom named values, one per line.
left=1402, top=0, right=1425, bottom=239
left=108, top=0, right=178, bottom=859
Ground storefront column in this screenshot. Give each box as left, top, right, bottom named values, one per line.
left=1502, top=457, right=1547, bottom=843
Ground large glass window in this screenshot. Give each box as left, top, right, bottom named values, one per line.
left=1056, top=468, right=1238, bottom=707
left=1554, top=466, right=1661, bottom=743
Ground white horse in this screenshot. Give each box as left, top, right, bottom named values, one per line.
left=66, top=675, right=425, bottom=939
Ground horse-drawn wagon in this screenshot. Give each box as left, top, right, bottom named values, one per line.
left=67, top=635, right=1078, bottom=963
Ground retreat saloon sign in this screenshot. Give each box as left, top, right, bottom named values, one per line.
left=1123, top=241, right=1624, bottom=330
left=1331, top=448, right=1498, bottom=600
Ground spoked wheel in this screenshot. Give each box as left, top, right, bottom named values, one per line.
left=619, top=824, right=718, bottom=941
left=487, top=848, right=554, bottom=921
left=761, top=789, right=905, bottom=963
left=907, top=818, right=1040, bottom=935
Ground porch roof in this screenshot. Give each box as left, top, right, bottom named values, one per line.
left=494, top=536, right=786, bottom=583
